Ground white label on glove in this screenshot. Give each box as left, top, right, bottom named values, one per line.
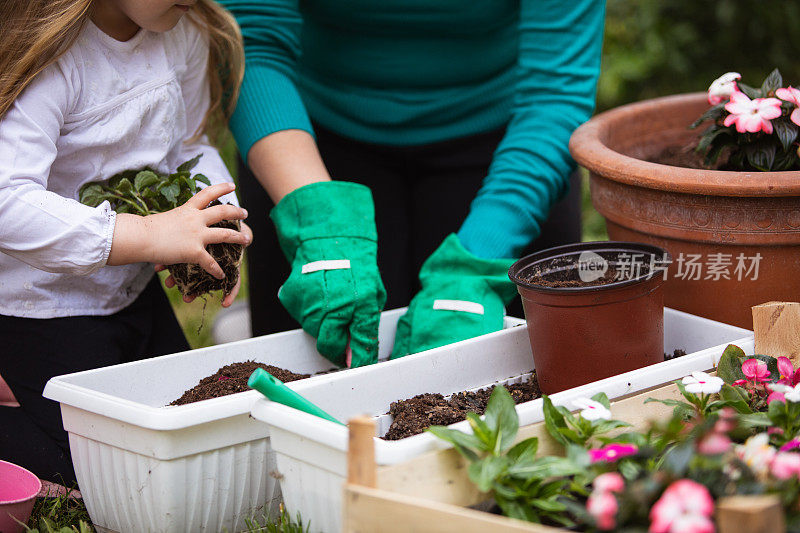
left=301, top=260, right=351, bottom=274
left=432, top=300, right=485, bottom=315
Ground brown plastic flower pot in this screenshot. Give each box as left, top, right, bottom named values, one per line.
left=508, top=241, right=670, bottom=394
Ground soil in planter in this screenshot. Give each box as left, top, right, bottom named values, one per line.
left=382, top=374, right=541, bottom=441
left=524, top=264, right=622, bottom=288
left=170, top=361, right=309, bottom=405
left=648, top=138, right=731, bottom=170
left=167, top=201, right=244, bottom=298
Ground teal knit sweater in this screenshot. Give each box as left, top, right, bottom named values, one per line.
left=220, top=0, right=605, bottom=259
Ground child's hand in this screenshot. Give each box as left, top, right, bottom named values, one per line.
left=108, top=183, right=250, bottom=277
left=156, top=221, right=252, bottom=306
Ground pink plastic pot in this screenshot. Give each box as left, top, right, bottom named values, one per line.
left=0, top=460, right=41, bottom=533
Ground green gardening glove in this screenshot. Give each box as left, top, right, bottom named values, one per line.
left=391, top=234, right=518, bottom=358
left=271, top=182, right=387, bottom=367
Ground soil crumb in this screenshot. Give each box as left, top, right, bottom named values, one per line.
left=664, top=349, right=688, bottom=361
left=170, top=361, right=309, bottom=405
left=383, top=374, right=541, bottom=441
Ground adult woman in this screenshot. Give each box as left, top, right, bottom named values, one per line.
left=221, top=0, right=605, bottom=367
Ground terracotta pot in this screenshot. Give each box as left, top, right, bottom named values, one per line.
left=570, top=92, right=800, bottom=329
left=508, top=241, right=668, bottom=394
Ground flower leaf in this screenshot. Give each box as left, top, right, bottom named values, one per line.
left=160, top=182, right=181, bottom=205
left=79, top=183, right=107, bottom=207
left=737, top=82, right=762, bottom=100
left=663, top=440, right=694, bottom=475
left=426, top=426, right=482, bottom=461
left=506, top=437, right=538, bottom=462
left=134, top=170, right=160, bottom=192
left=177, top=154, right=202, bottom=172
left=467, top=455, right=508, bottom=493
left=717, top=344, right=747, bottom=383
left=774, top=119, right=799, bottom=152
left=691, top=103, right=726, bottom=128
left=745, top=142, right=776, bottom=171
left=590, top=392, right=611, bottom=409
left=484, top=385, right=519, bottom=453
left=194, top=173, right=211, bottom=186
left=542, top=395, right=569, bottom=447
left=760, top=68, right=783, bottom=95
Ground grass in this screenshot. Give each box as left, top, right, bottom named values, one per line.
left=25, top=490, right=92, bottom=533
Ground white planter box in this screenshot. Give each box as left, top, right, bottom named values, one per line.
left=41, top=309, right=521, bottom=533
left=250, top=308, right=753, bottom=533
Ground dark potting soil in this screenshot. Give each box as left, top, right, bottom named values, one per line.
left=664, top=348, right=688, bottom=361
left=523, top=265, right=621, bottom=288
left=648, top=138, right=732, bottom=170
left=382, top=374, right=542, bottom=441
left=169, top=361, right=309, bottom=406
left=168, top=201, right=244, bottom=298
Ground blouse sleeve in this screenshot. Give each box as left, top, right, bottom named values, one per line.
left=0, top=63, right=117, bottom=275
left=217, top=0, right=313, bottom=161
left=457, top=0, right=605, bottom=259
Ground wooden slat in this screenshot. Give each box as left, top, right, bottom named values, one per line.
left=348, top=416, right=377, bottom=487
left=752, top=301, right=800, bottom=365
left=343, top=484, right=560, bottom=533
left=717, top=494, right=785, bottom=533
left=376, top=381, right=682, bottom=507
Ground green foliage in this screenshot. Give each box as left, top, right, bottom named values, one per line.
left=79, top=155, right=211, bottom=215
left=25, top=491, right=93, bottom=533
left=244, top=509, right=309, bottom=533
left=428, top=386, right=582, bottom=526
left=598, top=0, right=800, bottom=112
left=542, top=393, right=630, bottom=448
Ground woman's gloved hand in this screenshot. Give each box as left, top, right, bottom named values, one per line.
left=271, top=181, right=386, bottom=367
left=391, top=234, right=517, bottom=358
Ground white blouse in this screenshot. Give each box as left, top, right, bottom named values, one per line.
left=0, top=17, right=238, bottom=318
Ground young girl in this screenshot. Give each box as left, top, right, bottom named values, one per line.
left=0, top=0, right=249, bottom=486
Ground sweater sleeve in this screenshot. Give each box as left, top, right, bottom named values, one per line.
left=218, top=0, right=313, bottom=161
left=0, top=63, right=116, bottom=275
left=457, top=0, right=605, bottom=259
left=174, top=19, right=239, bottom=207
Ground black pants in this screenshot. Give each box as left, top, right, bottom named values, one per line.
left=239, top=124, right=582, bottom=336
left=0, top=276, right=189, bottom=486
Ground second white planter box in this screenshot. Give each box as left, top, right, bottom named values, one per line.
left=251, top=309, right=753, bottom=533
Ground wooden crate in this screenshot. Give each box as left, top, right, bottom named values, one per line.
left=343, top=380, right=785, bottom=533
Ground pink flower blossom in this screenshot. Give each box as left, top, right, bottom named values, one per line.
left=776, top=356, right=800, bottom=386
left=714, top=408, right=737, bottom=434
left=780, top=439, right=800, bottom=452
left=776, top=87, right=800, bottom=127
left=593, top=472, right=625, bottom=493
left=588, top=443, right=638, bottom=463
left=767, top=391, right=786, bottom=404
left=708, top=72, right=741, bottom=105
left=649, top=479, right=714, bottom=533
left=771, top=451, right=800, bottom=480
left=724, top=92, right=782, bottom=134
left=668, top=514, right=716, bottom=533
left=698, top=433, right=732, bottom=455
left=587, top=490, right=618, bottom=530
left=741, top=358, right=771, bottom=383
left=768, top=426, right=785, bottom=436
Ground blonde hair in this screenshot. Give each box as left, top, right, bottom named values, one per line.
left=0, top=0, right=244, bottom=143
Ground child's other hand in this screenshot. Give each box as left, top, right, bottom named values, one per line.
left=109, top=183, right=249, bottom=276
left=156, top=221, right=252, bottom=307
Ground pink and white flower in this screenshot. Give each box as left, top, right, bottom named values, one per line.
left=587, top=490, right=618, bottom=530
left=735, top=433, right=776, bottom=478
left=593, top=472, right=625, bottom=493
left=698, top=433, right=732, bottom=455
left=588, top=443, right=638, bottom=463
left=649, top=479, right=714, bottom=533
left=573, top=398, right=612, bottom=421
left=708, top=72, right=741, bottom=105
left=769, top=383, right=800, bottom=403
left=776, top=86, right=800, bottom=127
left=682, top=371, right=724, bottom=394
left=771, top=451, right=800, bottom=480
left=724, top=92, right=782, bottom=134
